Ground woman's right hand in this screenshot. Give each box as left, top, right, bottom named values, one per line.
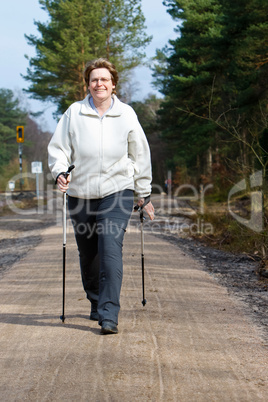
left=57, top=174, right=70, bottom=193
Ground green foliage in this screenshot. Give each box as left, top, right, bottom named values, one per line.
left=0, top=89, right=27, bottom=169
left=0, top=158, right=25, bottom=192
left=213, top=0, right=268, bottom=176
left=154, top=0, right=268, bottom=182
left=0, top=88, right=52, bottom=191
left=23, top=0, right=152, bottom=116
left=153, top=0, right=222, bottom=175
left=193, top=208, right=268, bottom=258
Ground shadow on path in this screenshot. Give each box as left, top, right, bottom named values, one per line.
left=0, top=313, right=100, bottom=334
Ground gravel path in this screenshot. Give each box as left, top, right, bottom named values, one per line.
left=0, top=213, right=267, bottom=401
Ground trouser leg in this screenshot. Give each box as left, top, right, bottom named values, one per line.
left=68, top=196, right=99, bottom=305
left=96, top=190, right=134, bottom=325
left=97, top=220, right=126, bottom=324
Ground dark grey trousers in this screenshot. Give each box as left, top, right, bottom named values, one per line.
left=68, top=190, right=134, bottom=325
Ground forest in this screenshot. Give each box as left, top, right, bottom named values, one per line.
left=153, top=0, right=267, bottom=193
left=0, top=0, right=267, bottom=257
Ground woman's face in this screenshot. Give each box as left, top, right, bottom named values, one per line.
left=88, top=68, right=115, bottom=104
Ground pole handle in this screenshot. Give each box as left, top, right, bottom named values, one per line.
left=55, top=164, right=75, bottom=185
left=64, top=164, right=75, bottom=178
left=133, top=195, right=150, bottom=212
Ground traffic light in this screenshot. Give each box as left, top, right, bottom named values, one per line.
left=16, top=126, right=24, bottom=143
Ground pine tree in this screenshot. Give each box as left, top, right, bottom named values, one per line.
left=153, top=0, right=222, bottom=179
left=153, top=0, right=268, bottom=180
left=23, top=0, right=152, bottom=116
left=213, top=0, right=268, bottom=175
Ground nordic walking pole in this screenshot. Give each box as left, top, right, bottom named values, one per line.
left=134, top=198, right=150, bottom=307
left=60, top=164, right=75, bottom=322
left=139, top=209, right=146, bottom=306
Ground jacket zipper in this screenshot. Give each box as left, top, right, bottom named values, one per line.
left=98, top=117, right=104, bottom=198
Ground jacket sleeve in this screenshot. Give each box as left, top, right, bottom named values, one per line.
left=47, top=111, right=73, bottom=181
left=128, top=113, right=152, bottom=198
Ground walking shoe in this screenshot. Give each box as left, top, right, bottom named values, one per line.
left=89, top=303, right=99, bottom=321
left=100, top=320, right=118, bottom=335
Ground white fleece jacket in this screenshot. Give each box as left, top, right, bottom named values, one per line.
left=48, top=94, right=152, bottom=199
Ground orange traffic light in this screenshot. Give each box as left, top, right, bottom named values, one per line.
left=16, top=126, right=24, bottom=143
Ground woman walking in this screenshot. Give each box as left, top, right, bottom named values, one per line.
left=48, top=58, right=154, bottom=334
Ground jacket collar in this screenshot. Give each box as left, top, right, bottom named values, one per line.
left=80, top=94, right=122, bottom=117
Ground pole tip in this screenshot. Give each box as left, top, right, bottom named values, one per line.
left=142, top=299, right=147, bottom=306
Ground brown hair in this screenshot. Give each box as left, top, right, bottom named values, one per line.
left=83, top=58, right=119, bottom=95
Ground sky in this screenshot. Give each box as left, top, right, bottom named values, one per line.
left=0, top=0, right=177, bottom=132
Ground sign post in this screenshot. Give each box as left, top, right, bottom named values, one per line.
left=16, top=126, right=24, bottom=192
left=31, top=161, right=43, bottom=199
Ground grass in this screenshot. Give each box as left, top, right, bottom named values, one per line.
left=192, top=211, right=267, bottom=258
left=0, top=194, right=40, bottom=217
left=188, top=190, right=268, bottom=262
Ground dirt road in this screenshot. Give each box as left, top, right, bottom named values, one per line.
left=0, top=216, right=267, bottom=401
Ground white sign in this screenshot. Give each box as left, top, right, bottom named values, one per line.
left=31, top=161, right=43, bottom=174
left=8, top=181, right=15, bottom=191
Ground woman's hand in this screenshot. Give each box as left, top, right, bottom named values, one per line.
left=136, top=198, right=155, bottom=220
left=57, top=174, right=70, bottom=193
left=143, top=201, right=155, bottom=220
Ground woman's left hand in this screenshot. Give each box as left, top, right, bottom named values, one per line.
left=143, top=201, right=155, bottom=220
left=136, top=198, right=155, bottom=220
